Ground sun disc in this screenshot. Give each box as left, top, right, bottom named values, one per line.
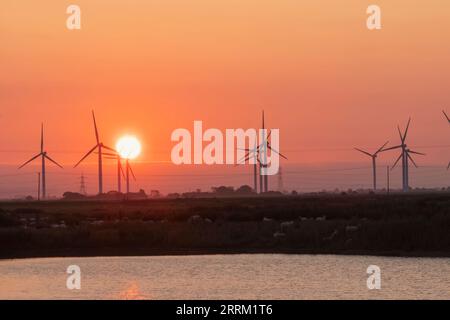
left=116, top=135, right=141, bottom=159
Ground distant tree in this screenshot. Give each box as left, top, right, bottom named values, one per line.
left=150, top=190, right=161, bottom=198
left=25, top=195, right=34, bottom=201
left=62, top=192, right=86, bottom=200
left=236, top=185, right=253, bottom=194
left=212, top=186, right=234, bottom=194
left=167, top=193, right=180, bottom=199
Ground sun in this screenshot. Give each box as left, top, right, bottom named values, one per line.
left=116, top=135, right=141, bottom=159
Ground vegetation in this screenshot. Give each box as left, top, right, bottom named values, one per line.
left=0, top=193, right=449, bottom=259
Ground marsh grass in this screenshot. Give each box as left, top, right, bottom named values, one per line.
left=0, top=193, right=449, bottom=258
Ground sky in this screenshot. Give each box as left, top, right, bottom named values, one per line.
left=0, top=1, right=449, bottom=197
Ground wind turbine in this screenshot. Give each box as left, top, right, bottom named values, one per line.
left=102, top=152, right=126, bottom=193
left=19, top=123, right=63, bottom=199
left=238, top=111, right=287, bottom=193
left=74, top=111, right=115, bottom=194
left=102, top=151, right=136, bottom=194
left=354, top=141, right=389, bottom=191
left=444, top=110, right=450, bottom=169
left=259, top=111, right=288, bottom=192
left=383, top=118, right=425, bottom=192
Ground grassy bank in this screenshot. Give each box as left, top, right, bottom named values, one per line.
left=0, top=193, right=449, bottom=259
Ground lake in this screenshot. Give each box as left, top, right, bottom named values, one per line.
left=0, top=254, right=449, bottom=299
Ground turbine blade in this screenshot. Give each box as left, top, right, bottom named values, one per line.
left=381, top=145, right=402, bottom=152
left=92, top=110, right=99, bottom=144
left=18, top=153, right=42, bottom=169
left=128, top=163, right=137, bottom=181
left=120, top=161, right=126, bottom=179
left=354, top=148, right=372, bottom=157
left=236, top=151, right=252, bottom=165
left=74, top=145, right=98, bottom=168
left=447, top=162, right=450, bottom=170
left=397, top=125, right=404, bottom=143
left=102, top=152, right=118, bottom=157
left=391, top=153, right=403, bottom=170
left=443, top=110, right=450, bottom=123
left=102, top=145, right=116, bottom=153
left=403, top=117, right=411, bottom=141
left=262, top=110, right=265, bottom=129
left=408, top=150, right=425, bottom=156
left=41, top=123, right=44, bottom=153
left=407, top=152, right=418, bottom=168
left=267, top=145, right=288, bottom=160
left=45, top=154, right=63, bottom=169
left=375, top=141, right=390, bottom=154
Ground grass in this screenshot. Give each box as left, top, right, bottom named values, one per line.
left=0, top=193, right=449, bottom=258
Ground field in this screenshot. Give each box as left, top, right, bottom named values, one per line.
left=1, top=193, right=450, bottom=259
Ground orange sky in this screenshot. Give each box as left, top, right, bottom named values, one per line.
left=0, top=1, right=449, bottom=196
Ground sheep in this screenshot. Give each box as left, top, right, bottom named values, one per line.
left=323, top=229, right=339, bottom=241
left=273, top=232, right=286, bottom=239
left=345, top=225, right=359, bottom=233
left=188, top=215, right=202, bottom=223
left=280, top=221, right=295, bottom=232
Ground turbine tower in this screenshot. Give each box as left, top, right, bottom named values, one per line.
left=354, top=141, right=389, bottom=191
left=383, top=118, right=425, bottom=192
left=237, top=139, right=259, bottom=193
left=74, top=111, right=115, bottom=194
left=124, top=158, right=137, bottom=195
left=103, top=152, right=126, bottom=193
left=444, top=110, right=450, bottom=170
left=19, top=123, right=63, bottom=199
left=261, top=111, right=269, bottom=192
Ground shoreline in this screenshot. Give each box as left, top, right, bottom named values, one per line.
left=2, top=247, right=450, bottom=260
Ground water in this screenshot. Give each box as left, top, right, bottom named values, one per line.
left=0, top=254, right=449, bottom=299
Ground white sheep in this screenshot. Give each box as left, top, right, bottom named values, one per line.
left=273, top=232, right=286, bottom=238
left=345, top=225, right=359, bottom=232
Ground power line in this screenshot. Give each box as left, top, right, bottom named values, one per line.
left=0, top=144, right=449, bottom=154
